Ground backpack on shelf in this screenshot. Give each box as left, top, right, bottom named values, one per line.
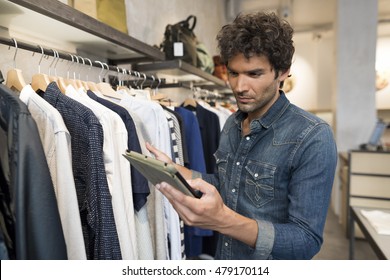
left=159, top=15, right=214, bottom=74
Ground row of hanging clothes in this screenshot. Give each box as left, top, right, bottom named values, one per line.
left=0, top=37, right=234, bottom=260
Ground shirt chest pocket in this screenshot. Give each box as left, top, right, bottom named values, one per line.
left=244, top=161, right=276, bottom=208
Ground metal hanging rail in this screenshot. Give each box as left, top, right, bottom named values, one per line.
left=0, top=36, right=158, bottom=82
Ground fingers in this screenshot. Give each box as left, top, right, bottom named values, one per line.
left=145, top=142, right=173, bottom=164
left=156, top=181, right=186, bottom=202
left=145, top=142, right=157, bottom=155
left=156, top=182, right=200, bottom=226
left=187, top=178, right=215, bottom=194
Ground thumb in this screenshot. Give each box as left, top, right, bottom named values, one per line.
left=146, top=142, right=158, bottom=155
left=187, top=178, right=214, bottom=194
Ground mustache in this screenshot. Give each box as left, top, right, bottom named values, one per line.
left=235, top=92, right=251, bottom=97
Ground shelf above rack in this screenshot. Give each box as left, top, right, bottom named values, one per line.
left=0, top=0, right=165, bottom=61
left=133, top=59, right=231, bottom=92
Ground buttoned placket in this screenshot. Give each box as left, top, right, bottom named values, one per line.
left=220, top=130, right=256, bottom=259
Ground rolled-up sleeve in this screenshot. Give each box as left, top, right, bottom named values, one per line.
left=253, top=219, right=275, bottom=259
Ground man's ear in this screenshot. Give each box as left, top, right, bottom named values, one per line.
left=279, top=68, right=291, bottom=81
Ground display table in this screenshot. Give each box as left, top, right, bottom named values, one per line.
left=349, top=206, right=390, bottom=260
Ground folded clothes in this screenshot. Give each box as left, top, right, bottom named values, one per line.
left=361, top=209, right=390, bottom=235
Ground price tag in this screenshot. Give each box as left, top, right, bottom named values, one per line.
left=173, top=42, right=184, bottom=57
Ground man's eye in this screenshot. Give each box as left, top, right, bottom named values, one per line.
left=248, top=72, right=262, bottom=77
left=228, top=71, right=238, bottom=77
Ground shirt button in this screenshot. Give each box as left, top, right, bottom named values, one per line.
left=246, top=136, right=250, bottom=140
left=232, top=189, right=236, bottom=193
left=225, top=242, right=229, bottom=247
left=236, top=162, right=240, bottom=166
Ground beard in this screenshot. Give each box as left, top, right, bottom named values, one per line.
left=235, top=78, right=280, bottom=116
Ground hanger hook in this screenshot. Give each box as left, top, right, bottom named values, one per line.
left=53, top=50, right=60, bottom=77
left=78, top=56, right=85, bottom=81
left=140, top=73, right=147, bottom=89
left=10, top=38, right=18, bottom=69
left=127, top=69, right=134, bottom=88
left=48, top=49, right=57, bottom=76
left=94, top=60, right=104, bottom=83
left=136, top=72, right=142, bottom=88
left=116, top=66, right=122, bottom=87
left=102, top=63, right=110, bottom=81
left=67, top=53, right=75, bottom=79
left=132, top=71, right=140, bottom=88
left=85, top=58, right=93, bottom=81
left=73, top=55, right=80, bottom=80
left=37, top=45, right=45, bottom=74
left=150, top=75, right=156, bottom=89
left=156, top=77, right=161, bottom=92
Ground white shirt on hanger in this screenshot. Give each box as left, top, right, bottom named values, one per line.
left=118, top=101, right=167, bottom=260
left=119, top=92, right=182, bottom=260
left=19, top=85, right=86, bottom=260
left=66, top=85, right=138, bottom=260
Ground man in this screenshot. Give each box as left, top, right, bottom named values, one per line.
left=147, top=11, right=337, bottom=260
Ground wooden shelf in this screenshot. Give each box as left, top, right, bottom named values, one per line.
left=0, top=0, right=165, bottom=61
left=134, top=59, right=231, bottom=92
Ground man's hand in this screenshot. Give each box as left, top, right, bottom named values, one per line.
left=156, top=178, right=227, bottom=229
left=146, top=142, right=193, bottom=180
left=145, top=142, right=173, bottom=164
left=155, top=178, right=259, bottom=248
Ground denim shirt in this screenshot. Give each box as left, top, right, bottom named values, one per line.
left=198, top=92, right=337, bottom=260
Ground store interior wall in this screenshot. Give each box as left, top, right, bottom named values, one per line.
left=124, top=0, right=227, bottom=57
left=122, top=0, right=390, bottom=115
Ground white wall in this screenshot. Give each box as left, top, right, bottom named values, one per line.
left=285, top=32, right=319, bottom=111
left=376, top=36, right=390, bottom=110
left=286, top=29, right=390, bottom=114
left=124, top=0, right=227, bottom=56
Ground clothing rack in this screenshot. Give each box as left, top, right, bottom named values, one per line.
left=0, top=36, right=158, bottom=82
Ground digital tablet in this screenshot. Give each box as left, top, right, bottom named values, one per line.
left=123, top=150, right=202, bottom=198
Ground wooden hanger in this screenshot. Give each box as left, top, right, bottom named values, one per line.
left=149, top=77, right=169, bottom=101
left=159, top=99, right=179, bottom=107
left=5, top=38, right=27, bottom=92
left=57, top=76, right=68, bottom=93
left=86, top=81, right=99, bottom=92
left=183, top=97, right=197, bottom=107
left=81, top=58, right=99, bottom=93
left=72, top=55, right=86, bottom=90
left=151, top=92, right=168, bottom=101
left=97, top=82, right=123, bottom=99
left=75, top=56, right=90, bottom=91
left=95, top=61, right=123, bottom=100
left=86, top=81, right=97, bottom=92
left=114, top=67, right=131, bottom=95
left=59, top=54, right=81, bottom=92
left=6, top=68, right=27, bottom=92
left=31, top=72, right=50, bottom=92
left=183, top=86, right=202, bottom=107
left=31, top=45, right=50, bottom=92
left=46, top=49, right=67, bottom=93
left=47, top=49, right=59, bottom=83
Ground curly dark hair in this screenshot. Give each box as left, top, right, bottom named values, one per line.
left=217, top=12, right=294, bottom=74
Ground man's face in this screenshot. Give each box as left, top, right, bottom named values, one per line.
left=227, top=53, right=289, bottom=120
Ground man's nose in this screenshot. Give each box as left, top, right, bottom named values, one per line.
left=234, top=75, right=249, bottom=93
